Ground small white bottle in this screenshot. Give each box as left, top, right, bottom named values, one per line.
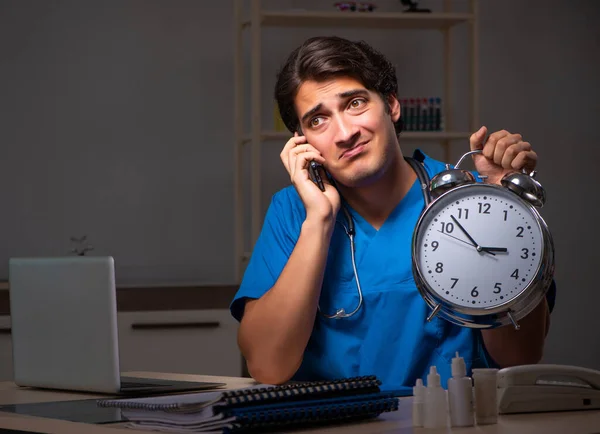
left=448, top=352, right=475, bottom=427
left=412, top=378, right=425, bottom=427
left=423, top=366, right=448, bottom=428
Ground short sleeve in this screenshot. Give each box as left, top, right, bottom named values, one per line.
left=229, top=188, right=304, bottom=322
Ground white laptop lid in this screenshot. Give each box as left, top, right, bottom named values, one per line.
left=9, top=256, right=122, bottom=393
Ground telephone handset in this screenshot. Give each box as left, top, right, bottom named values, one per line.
left=308, top=161, right=326, bottom=192
left=497, top=363, right=600, bottom=414
left=296, top=126, right=327, bottom=192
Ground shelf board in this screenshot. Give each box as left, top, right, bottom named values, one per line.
left=242, top=11, right=473, bottom=30
left=400, top=131, right=472, bottom=141
left=242, top=131, right=471, bottom=144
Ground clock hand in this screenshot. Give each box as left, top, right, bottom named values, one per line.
left=436, top=230, right=496, bottom=256
left=479, top=247, right=508, bottom=253
left=450, top=215, right=484, bottom=252
left=447, top=216, right=500, bottom=256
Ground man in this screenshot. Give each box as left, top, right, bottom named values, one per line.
left=230, top=36, right=554, bottom=389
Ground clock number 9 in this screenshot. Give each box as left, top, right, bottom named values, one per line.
left=431, top=241, right=439, bottom=251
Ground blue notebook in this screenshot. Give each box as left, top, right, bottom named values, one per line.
left=97, top=375, right=401, bottom=433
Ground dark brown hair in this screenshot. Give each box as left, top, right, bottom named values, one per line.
left=274, top=36, right=403, bottom=134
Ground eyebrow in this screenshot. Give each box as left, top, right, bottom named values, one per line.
left=339, top=89, right=370, bottom=99
left=299, top=88, right=370, bottom=125
left=300, top=103, right=322, bottom=125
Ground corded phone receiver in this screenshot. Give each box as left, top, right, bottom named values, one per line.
left=497, top=364, right=600, bottom=414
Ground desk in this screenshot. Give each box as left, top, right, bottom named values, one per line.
left=1, top=372, right=599, bottom=434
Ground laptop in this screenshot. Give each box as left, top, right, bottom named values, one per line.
left=8, top=256, right=226, bottom=395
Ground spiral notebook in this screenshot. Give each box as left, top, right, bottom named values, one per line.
left=97, top=375, right=401, bottom=433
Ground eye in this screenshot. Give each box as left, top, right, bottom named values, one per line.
left=309, top=117, right=324, bottom=128
left=349, top=98, right=366, bottom=109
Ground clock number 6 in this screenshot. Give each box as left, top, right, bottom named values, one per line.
left=471, top=286, right=479, bottom=297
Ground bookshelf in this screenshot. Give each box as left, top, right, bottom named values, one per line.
left=233, top=0, right=479, bottom=281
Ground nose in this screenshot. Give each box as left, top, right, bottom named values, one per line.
left=333, top=114, right=359, bottom=146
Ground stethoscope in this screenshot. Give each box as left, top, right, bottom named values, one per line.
left=317, top=155, right=432, bottom=319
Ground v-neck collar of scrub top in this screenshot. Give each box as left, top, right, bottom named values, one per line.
left=341, top=175, right=424, bottom=268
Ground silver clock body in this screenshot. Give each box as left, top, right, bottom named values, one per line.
left=412, top=182, right=554, bottom=329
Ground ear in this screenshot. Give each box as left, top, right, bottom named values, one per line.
left=387, top=94, right=401, bottom=123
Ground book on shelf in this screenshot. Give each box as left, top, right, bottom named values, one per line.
left=97, top=375, right=404, bottom=433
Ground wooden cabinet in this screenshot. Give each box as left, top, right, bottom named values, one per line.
left=0, top=309, right=242, bottom=382
left=117, top=309, right=242, bottom=377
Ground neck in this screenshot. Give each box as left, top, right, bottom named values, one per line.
left=337, top=151, right=417, bottom=230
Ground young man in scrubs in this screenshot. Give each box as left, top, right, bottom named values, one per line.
left=230, top=36, right=555, bottom=389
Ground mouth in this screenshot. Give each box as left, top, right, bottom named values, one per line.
left=340, top=141, right=368, bottom=159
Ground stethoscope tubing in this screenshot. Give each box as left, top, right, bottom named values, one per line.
left=318, top=158, right=432, bottom=320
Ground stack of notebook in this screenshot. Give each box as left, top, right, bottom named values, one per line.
left=97, top=375, right=400, bottom=433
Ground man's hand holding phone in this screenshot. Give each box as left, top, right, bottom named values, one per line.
left=280, top=133, right=340, bottom=226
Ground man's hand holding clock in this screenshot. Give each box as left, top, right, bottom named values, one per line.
left=469, top=126, right=538, bottom=185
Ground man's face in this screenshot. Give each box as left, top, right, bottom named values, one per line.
left=294, top=76, right=401, bottom=188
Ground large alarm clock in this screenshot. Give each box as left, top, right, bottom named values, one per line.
left=412, top=150, right=555, bottom=329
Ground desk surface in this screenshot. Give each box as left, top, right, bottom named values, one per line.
left=1, top=371, right=600, bottom=434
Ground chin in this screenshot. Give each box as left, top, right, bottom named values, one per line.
left=339, top=165, right=385, bottom=188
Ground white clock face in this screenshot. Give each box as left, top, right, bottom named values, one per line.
left=414, top=184, right=545, bottom=311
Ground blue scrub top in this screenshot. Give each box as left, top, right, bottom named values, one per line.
left=230, top=151, right=554, bottom=391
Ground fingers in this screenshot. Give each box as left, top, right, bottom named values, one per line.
left=291, top=146, right=325, bottom=180
left=280, top=134, right=308, bottom=172
left=510, top=149, right=537, bottom=173
left=490, top=132, right=522, bottom=165
left=481, top=129, right=537, bottom=171
left=469, top=126, right=488, bottom=151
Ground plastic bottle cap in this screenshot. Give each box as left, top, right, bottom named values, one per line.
left=451, top=351, right=467, bottom=378
left=427, top=366, right=441, bottom=387
left=413, top=378, right=425, bottom=398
